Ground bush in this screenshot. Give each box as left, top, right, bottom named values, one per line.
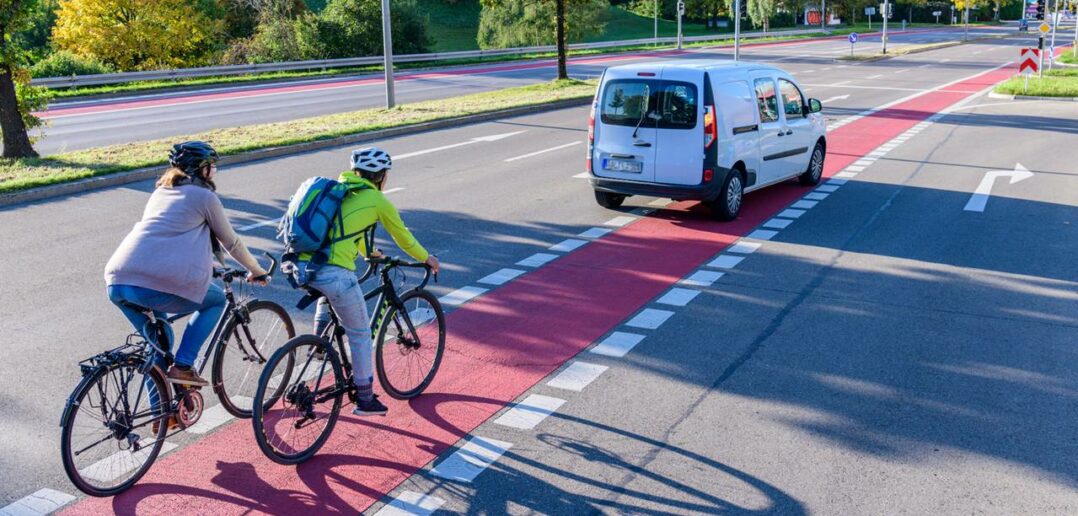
left=319, top=0, right=432, bottom=58
left=30, top=50, right=114, bottom=78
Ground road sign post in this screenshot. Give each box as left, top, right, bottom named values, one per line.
left=676, top=1, right=685, bottom=49
left=865, top=7, right=875, bottom=30
left=381, top=0, right=395, bottom=109
left=1020, top=48, right=1040, bottom=93
left=933, top=10, right=942, bottom=23
left=734, top=0, right=742, bottom=61
left=849, top=32, right=858, bottom=57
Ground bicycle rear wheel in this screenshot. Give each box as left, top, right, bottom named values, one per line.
left=60, top=360, right=169, bottom=497
left=212, top=300, right=295, bottom=418
left=375, top=289, right=446, bottom=400
left=252, top=335, right=344, bottom=465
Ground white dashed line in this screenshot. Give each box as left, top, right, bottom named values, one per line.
left=573, top=172, right=590, bottom=179
left=777, top=209, right=806, bottom=219
left=439, top=286, right=488, bottom=306
left=478, top=268, right=526, bottom=286
left=844, top=165, right=866, bottom=172
left=707, top=255, right=745, bottom=269
left=657, top=287, right=701, bottom=307
left=577, top=227, right=613, bottom=239
left=547, top=361, right=609, bottom=391
left=516, top=253, right=559, bottom=268
left=0, top=489, right=76, bottom=516
left=835, top=172, right=858, bottom=179
left=866, top=74, right=884, bottom=79
left=648, top=198, right=673, bottom=207
left=187, top=398, right=251, bottom=434
left=603, top=216, right=637, bottom=227
left=855, top=159, right=875, bottom=166
left=747, top=229, right=779, bottom=240
left=549, top=239, right=588, bottom=253
left=815, top=184, right=840, bottom=193
left=494, top=394, right=566, bottom=430
left=727, top=241, right=763, bottom=254
left=429, top=436, right=513, bottom=482
left=625, top=308, right=675, bottom=329
left=803, top=192, right=830, bottom=201
left=762, top=218, right=794, bottom=230
left=504, top=141, right=581, bottom=162
left=791, top=200, right=819, bottom=209
left=826, top=179, right=848, bottom=186
left=680, top=270, right=724, bottom=287
left=374, top=492, right=446, bottom=516
left=589, top=331, right=646, bottom=357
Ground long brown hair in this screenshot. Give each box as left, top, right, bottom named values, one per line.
left=156, top=167, right=190, bottom=189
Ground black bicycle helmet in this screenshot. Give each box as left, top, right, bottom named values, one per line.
left=169, top=141, right=219, bottom=176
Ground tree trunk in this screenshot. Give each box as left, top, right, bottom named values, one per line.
left=555, top=0, right=568, bottom=80
left=993, top=0, right=1001, bottom=21
left=0, top=65, right=37, bottom=159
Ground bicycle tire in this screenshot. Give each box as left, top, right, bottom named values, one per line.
left=212, top=300, right=296, bottom=418
left=375, top=289, right=446, bottom=400
left=60, top=360, right=169, bottom=497
left=252, top=334, right=344, bottom=465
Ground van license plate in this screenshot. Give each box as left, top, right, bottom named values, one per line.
left=603, top=158, right=643, bottom=173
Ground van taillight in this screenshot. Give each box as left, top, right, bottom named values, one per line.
left=703, top=169, right=714, bottom=182
left=586, top=103, right=596, bottom=172
left=704, top=105, right=717, bottom=149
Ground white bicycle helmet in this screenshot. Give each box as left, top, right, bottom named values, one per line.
left=350, top=147, right=392, bottom=174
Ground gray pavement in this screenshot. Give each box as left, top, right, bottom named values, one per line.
left=1, top=33, right=1076, bottom=514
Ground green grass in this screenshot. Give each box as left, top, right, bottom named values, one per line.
left=0, top=79, right=597, bottom=194
left=1058, top=51, right=1078, bottom=65
left=994, top=68, right=1078, bottom=97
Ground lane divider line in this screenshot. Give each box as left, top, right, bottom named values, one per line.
left=707, top=255, right=746, bottom=270
left=625, top=308, right=675, bottom=330
left=588, top=331, right=646, bottom=358
left=727, top=241, right=763, bottom=254
left=503, top=141, right=581, bottom=163
left=373, top=491, right=446, bottom=516
left=815, top=184, right=840, bottom=193
left=803, top=192, right=830, bottom=201
left=791, top=199, right=819, bottom=209
left=777, top=208, right=807, bottom=219
left=492, top=394, right=566, bottom=430
left=578, top=227, right=613, bottom=239
left=515, top=253, right=559, bottom=268
left=679, top=270, right=725, bottom=288
left=603, top=215, right=637, bottom=227
left=428, top=436, right=513, bottom=483
left=546, top=361, right=609, bottom=391
left=477, top=268, right=527, bottom=286
left=747, top=229, right=779, bottom=240
left=656, top=287, right=701, bottom=307
left=548, top=239, right=588, bottom=253
left=0, top=488, right=76, bottom=516
left=438, top=286, right=488, bottom=307
left=762, top=218, right=794, bottom=229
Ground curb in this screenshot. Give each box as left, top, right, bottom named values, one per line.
left=835, top=34, right=1011, bottom=62
left=0, top=96, right=592, bottom=208
left=987, top=91, right=1078, bottom=101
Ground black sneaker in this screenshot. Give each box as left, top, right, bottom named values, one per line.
left=352, top=394, right=388, bottom=417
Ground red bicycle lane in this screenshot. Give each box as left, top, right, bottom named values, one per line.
left=62, top=62, right=1018, bottom=515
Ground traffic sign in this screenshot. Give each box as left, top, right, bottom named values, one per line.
left=865, top=7, right=876, bottom=15
left=849, top=33, right=859, bottom=44
left=1020, top=48, right=1040, bottom=75
left=1039, top=22, right=1050, bottom=34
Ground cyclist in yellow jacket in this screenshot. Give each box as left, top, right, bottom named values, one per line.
left=308, top=147, right=439, bottom=416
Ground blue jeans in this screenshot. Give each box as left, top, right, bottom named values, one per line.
left=108, top=284, right=227, bottom=368
left=310, top=266, right=374, bottom=388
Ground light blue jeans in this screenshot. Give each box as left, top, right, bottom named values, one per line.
left=310, top=266, right=374, bottom=389
left=108, top=284, right=227, bottom=368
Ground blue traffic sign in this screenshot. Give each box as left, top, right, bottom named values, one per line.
left=849, top=33, right=859, bottom=44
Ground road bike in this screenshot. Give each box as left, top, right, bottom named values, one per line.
left=251, top=255, right=445, bottom=465
left=60, top=254, right=295, bottom=496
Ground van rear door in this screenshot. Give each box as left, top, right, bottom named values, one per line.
left=652, top=70, right=702, bottom=186
left=593, top=78, right=658, bottom=183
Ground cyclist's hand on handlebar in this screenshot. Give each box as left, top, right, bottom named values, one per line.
left=370, top=248, right=385, bottom=259
left=246, top=270, right=270, bottom=286
left=425, top=254, right=440, bottom=275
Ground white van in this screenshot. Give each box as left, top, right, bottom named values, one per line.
left=586, top=61, right=827, bottom=220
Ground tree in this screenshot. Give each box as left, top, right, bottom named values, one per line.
left=0, top=0, right=48, bottom=158
left=746, top=0, right=776, bottom=31
left=52, top=0, right=224, bottom=71
left=318, top=0, right=431, bottom=58
left=479, top=0, right=607, bottom=80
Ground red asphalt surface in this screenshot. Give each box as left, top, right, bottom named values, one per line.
left=38, top=28, right=952, bottom=119
left=63, top=59, right=1017, bottom=514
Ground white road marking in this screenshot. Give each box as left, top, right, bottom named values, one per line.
left=707, top=255, right=745, bottom=269
left=777, top=208, right=806, bottom=219
left=648, top=198, right=673, bottom=207
left=626, top=308, right=675, bottom=330
left=572, top=172, right=591, bottom=179
left=941, top=58, right=951, bottom=62
left=547, top=361, right=609, bottom=391
left=395, top=131, right=525, bottom=160
left=866, top=74, right=884, bottom=79
left=187, top=397, right=252, bottom=434
left=827, top=179, right=849, bottom=186
left=603, top=216, right=636, bottom=227
left=747, top=229, right=779, bottom=240
left=578, top=227, right=613, bottom=239
left=516, top=253, right=559, bottom=268
left=792, top=199, right=819, bottom=209
left=762, top=218, right=794, bottom=230
left=803, top=192, right=830, bottom=201
left=657, top=287, right=700, bottom=307
left=504, top=141, right=581, bottom=162
left=834, top=172, right=858, bottom=179
left=429, top=436, right=513, bottom=482
left=493, top=394, right=566, bottom=430
left=81, top=442, right=179, bottom=483
left=815, top=184, right=840, bottom=193
left=830, top=81, right=851, bottom=86
left=549, top=239, right=587, bottom=253
left=821, top=94, right=851, bottom=103
left=854, top=159, right=875, bottom=166
left=893, top=68, right=910, bottom=74
left=589, top=331, right=646, bottom=358
left=0, top=489, right=76, bottom=516
left=680, top=270, right=724, bottom=287
left=727, top=241, right=763, bottom=254
left=375, top=491, right=446, bottom=516
left=845, top=165, right=866, bottom=172
left=478, top=268, right=526, bottom=286
left=439, top=286, right=488, bottom=306
left=963, top=163, right=1034, bottom=213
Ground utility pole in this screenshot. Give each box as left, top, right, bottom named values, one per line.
left=882, top=0, right=890, bottom=53
left=677, top=0, right=685, bottom=49
left=734, top=0, right=742, bottom=61
left=380, top=0, right=395, bottom=108
left=821, top=0, right=827, bottom=32
left=963, top=1, right=970, bottom=42
left=654, top=0, right=658, bottom=45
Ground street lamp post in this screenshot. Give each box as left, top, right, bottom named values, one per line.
left=963, top=2, right=970, bottom=42
left=677, top=0, right=684, bottom=49
left=380, top=0, right=395, bottom=108
left=654, top=0, right=658, bottom=45
left=882, top=0, right=890, bottom=54
left=821, top=0, right=827, bottom=32
left=734, top=0, right=742, bottom=61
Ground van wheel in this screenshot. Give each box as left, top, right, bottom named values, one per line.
left=708, top=171, right=743, bottom=221
left=799, top=142, right=825, bottom=186
left=594, top=191, right=626, bottom=209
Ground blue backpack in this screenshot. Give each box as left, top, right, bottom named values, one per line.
left=278, top=176, right=368, bottom=286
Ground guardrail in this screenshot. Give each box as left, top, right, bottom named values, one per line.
left=31, top=28, right=821, bottom=88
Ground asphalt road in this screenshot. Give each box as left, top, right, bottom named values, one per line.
left=1, top=32, right=1075, bottom=514
left=33, top=26, right=1010, bottom=154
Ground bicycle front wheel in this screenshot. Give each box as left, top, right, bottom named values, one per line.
left=212, top=300, right=296, bottom=418
left=375, top=289, right=446, bottom=400
left=252, top=335, right=344, bottom=465
left=60, top=360, right=169, bottom=497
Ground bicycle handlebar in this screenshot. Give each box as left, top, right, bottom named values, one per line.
left=214, top=251, right=278, bottom=284
left=360, top=252, right=437, bottom=290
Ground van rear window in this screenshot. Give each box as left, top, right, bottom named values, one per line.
left=600, top=79, right=698, bottom=130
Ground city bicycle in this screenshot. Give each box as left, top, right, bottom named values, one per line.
left=60, top=254, right=294, bottom=496
left=251, top=255, right=445, bottom=465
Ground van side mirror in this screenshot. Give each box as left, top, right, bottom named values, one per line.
left=808, top=98, right=822, bottom=114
